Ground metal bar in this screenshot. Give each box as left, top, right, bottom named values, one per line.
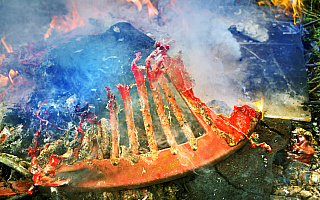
left=116, top=84, right=139, bottom=162
left=157, top=71, right=197, bottom=150
left=99, top=118, right=110, bottom=159
left=106, top=88, right=120, bottom=165
left=147, top=69, right=178, bottom=155
left=131, top=53, right=158, bottom=153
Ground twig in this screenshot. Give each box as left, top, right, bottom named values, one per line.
left=304, top=18, right=320, bottom=26
left=308, top=76, right=320, bottom=83
left=306, top=63, right=320, bottom=67
left=0, top=153, right=31, bottom=178
left=242, top=46, right=266, bottom=63
left=306, top=101, right=320, bottom=104
left=302, top=8, right=320, bottom=19
left=309, top=82, right=320, bottom=93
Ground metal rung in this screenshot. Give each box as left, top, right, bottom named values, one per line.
left=116, top=84, right=139, bottom=162
left=106, top=88, right=120, bottom=165
left=157, top=68, right=197, bottom=150
left=131, top=54, right=158, bottom=154
left=147, top=69, right=178, bottom=155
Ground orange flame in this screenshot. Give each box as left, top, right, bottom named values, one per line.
left=239, top=97, right=265, bottom=119
left=128, top=0, right=142, bottom=11
left=128, top=0, right=158, bottom=17
left=0, top=54, right=4, bottom=65
left=44, top=2, right=85, bottom=39
left=1, top=36, right=13, bottom=53
left=0, top=74, right=9, bottom=89
left=1, top=35, right=13, bottom=65
left=8, top=69, right=19, bottom=85
left=0, top=69, right=19, bottom=90
left=258, top=0, right=304, bottom=24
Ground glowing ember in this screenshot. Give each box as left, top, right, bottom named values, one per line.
left=128, top=0, right=158, bottom=17
left=258, top=0, right=304, bottom=24
left=44, top=2, right=85, bottom=39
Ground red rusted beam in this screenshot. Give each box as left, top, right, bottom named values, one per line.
left=131, top=53, right=158, bottom=153
left=116, top=84, right=139, bottom=162
left=147, top=69, right=178, bottom=154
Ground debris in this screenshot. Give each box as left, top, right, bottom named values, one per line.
left=285, top=130, right=315, bottom=163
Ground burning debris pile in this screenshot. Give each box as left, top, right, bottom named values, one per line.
left=0, top=0, right=314, bottom=199
left=0, top=21, right=268, bottom=196
left=0, top=15, right=271, bottom=197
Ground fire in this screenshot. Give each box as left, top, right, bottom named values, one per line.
left=128, top=0, right=142, bottom=11
left=0, top=35, right=13, bottom=65
left=44, top=2, right=85, bottom=39
left=0, top=74, right=9, bottom=88
left=1, top=35, right=13, bottom=53
left=258, top=0, right=304, bottom=24
left=253, top=97, right=264, bottom=113
left=239, top=97, right=265, bottom=119
left=0, top=54, right=4, bottom=65
left=0, top=36, right=19, bottom=89
left=8, top=69, right=19, bottom=85
left=127, top=0, right=158, bottom=17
